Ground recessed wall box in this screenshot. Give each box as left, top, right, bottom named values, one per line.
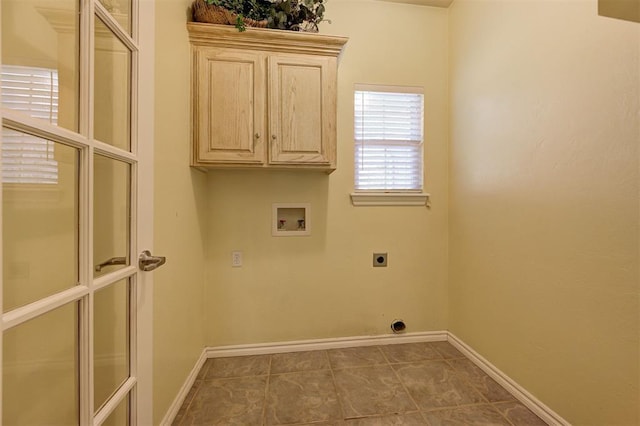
left=373, top=253, right=388, bottom=267
left=272, top=203, right=311, bottom=237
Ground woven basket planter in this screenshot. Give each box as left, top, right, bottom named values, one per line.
left=192, top=0, right=268, bottom=28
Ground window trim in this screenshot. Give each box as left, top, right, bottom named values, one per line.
left=350, top=192, right=430, bottom=207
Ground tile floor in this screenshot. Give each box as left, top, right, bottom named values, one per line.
left=172, top=341, right=547, bottom=425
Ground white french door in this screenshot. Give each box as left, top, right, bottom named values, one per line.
left=0, top=0, right=155, bottom=424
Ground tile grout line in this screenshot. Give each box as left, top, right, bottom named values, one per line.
left=422, top=400, right=514, bottom=412
left=332, top=347, right=391, bottom=421
left=442, top=357, right=492, bottom=405
left=181, top=381, right=202, bottom=424
left=378, top=345, right=424, bottom=419
left=175, top=360, right=213, bottom=425
left=442, top=357, right=518, bottom=426
left=174, top=360, right=212, bottom=425
left=326, top=349, right=348, bottom=422
left=414, top=366, right=516, bottom=426
left=490, top=401, right=519, bottom=426
left=385, top=342, right=515, bottom=424
left=261, top=355, right=273, bottom=426
left=269, top=366, right=332, bottom=376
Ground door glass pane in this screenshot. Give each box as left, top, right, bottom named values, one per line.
left=3, top=303, right=79, bottom=425
left=94, top=279, right=130, bottom=412
left=0, top=0, right=79, bottom=132
left=98, top=0, right=132, bottom=35
left=101, top=395, right=130, bottom=426
left=94, top=155, right=130, bottom=277
left=94, top=16, right=131, bottom=151
left=2, top=129, right=79, bottom=311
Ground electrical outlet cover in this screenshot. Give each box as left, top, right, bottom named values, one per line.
left=232, top=251, right=243, bottom=267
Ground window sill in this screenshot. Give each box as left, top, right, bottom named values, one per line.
left=350, top=192, right=430, bottom=207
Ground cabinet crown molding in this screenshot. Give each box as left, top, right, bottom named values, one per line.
left=187, top=22, right=348, bottom=56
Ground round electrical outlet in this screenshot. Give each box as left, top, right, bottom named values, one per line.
left=373, top=252, right=388, bottom=267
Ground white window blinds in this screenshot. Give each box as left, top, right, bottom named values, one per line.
left=354, top=85, right=424, bottom=191
left=1, top=65, right=59, bottom=184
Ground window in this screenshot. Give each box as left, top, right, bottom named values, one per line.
left=354, top=84, right=424, bottom=192
left=1, top=65, right=59, bottom=184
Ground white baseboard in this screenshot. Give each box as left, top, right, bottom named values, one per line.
left=162, top=331, right=570, bottom=426
left=447, top=333, right=570, bottom=426
left=205, top=331, right=448, bottom=358
left=159, top=348, right=208, bottom=426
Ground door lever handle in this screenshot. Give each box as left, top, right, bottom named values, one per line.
left=138, top=250, right=166, bottom=272
left=95, top=256, right=127, bottom=272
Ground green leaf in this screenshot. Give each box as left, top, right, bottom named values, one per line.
left=235, top=14, right=247, bottom=31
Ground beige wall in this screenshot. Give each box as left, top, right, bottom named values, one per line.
left=449, top=1, right=640, bottom=425
left=202, top=0, right=450, bottom=346
left=153, top=0, right=208, bottom=423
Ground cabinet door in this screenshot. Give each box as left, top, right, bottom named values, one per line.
left=268, top=55, right=336, bottom=167
left=195, top=48, right=266, bottom=164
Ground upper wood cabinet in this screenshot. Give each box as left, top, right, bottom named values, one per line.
left=188, top=23, right=347, bottom=173
left=195, top=48, right=266, bottom=165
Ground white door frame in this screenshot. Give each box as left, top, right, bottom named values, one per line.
left=134, top=0, right=155, bottom=423
left=0, top=0, right=4, bottom=420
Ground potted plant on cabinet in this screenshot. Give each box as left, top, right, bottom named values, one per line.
left=192, top=0, right=270, bottom=31
left=267, top=0, right=326, bottom=32
left=192, top=0, right=327, bottom=32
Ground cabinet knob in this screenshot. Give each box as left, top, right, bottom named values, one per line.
left=272, top=135, right=276, bottom=140
left=255, top=133, right=260, bottom=139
